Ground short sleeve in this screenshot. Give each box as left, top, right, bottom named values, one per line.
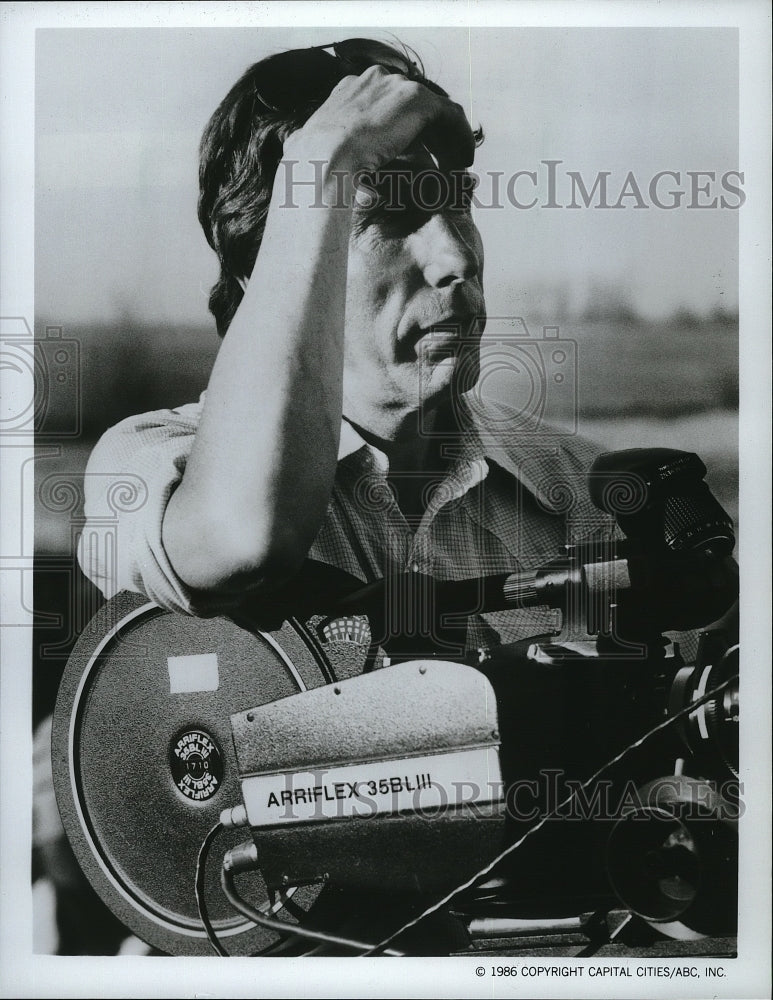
left=77, top=398, right=229, bottom=616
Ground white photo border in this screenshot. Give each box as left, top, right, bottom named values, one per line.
left=1, top=2, right=770, bottom=998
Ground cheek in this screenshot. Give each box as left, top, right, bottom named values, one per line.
left=468, top=222, right=485, bottom=279
left=345, top=243, right=381, bottom=319
left=346, top=235, right=411, bottom=325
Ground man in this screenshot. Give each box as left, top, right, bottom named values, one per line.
left=34, top=33, right=744, bottom=963
left=78, top=38, right=609, bottom=657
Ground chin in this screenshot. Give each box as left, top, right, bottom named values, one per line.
left=454, top=350, right=481, bottom=395
left=416, top=354, right=479, bottom=412
left=442, top=342, right=481, bottom=399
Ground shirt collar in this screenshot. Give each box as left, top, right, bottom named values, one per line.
left=338, top=399, right=485, bottom=466
left=338, top=395, right=595, bottom=516
left=338, top=408, right=489, bottom=500
left=338, top=418, right=384, bottom=464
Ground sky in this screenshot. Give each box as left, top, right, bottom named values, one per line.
left=35, top=26, right=740, bottom=326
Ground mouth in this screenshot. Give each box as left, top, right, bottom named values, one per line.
left=395, top=304, right=484, bottom=366
left=424, top=321, right=464, bottom=337
left=413, top=314, right=478, bottom=348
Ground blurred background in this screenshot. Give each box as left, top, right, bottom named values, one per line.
left=32, top=26, right=738, bottom=952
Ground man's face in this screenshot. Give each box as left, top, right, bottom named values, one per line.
left=342, top=150, right=486, bottom=430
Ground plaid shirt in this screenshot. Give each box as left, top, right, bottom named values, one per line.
left=79, top=393, right=614, bottom=649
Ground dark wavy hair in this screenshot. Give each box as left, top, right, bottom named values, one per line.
left=197, top=38, right=472, bottom=337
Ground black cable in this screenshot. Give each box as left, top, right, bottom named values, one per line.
left=220, top=863, right=405, bottom=956
left=361, top=673, right=740, bottom=957
left=195, top=821, right=229, bottom=957
left=277, top=888, right=311, bottom=923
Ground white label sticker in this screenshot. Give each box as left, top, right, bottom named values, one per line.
left=240, top=746, right=503, bottom=827
left=167, top=652, right=219, bottom=694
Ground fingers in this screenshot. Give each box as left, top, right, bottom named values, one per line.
left=300, top=63, right=476, bottom=175
left=330, top=62, right=393, bottom=95
left=421, top=99, right=476, bottom=170
left=384, top=74, right=476, bottom=170
left=357, top=68, right=476, bottom=170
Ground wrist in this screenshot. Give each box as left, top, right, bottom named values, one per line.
left=282, top=126, right=370, bottom=174
left=279, top=130, right=374, bottom=208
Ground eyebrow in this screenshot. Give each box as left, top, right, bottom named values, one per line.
left=357, top=167, right=477, bottom=218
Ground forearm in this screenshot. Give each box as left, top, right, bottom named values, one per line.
left=161, top=66, right=475, bottom=596
left=163, top=150, right=355, bottom=593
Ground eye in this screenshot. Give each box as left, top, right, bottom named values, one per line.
left=413, top=170, right=478, bottom=215
left=351, top=169, right=479, bottom=238
left=449, top=172, right=479, bottom=212
left=352, top=171, right=429, bottom=236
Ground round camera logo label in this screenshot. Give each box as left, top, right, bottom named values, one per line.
left=170, top=729, right=223, bottom=801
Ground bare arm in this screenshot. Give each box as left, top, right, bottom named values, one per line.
left=162, top=66, right=474, bottom=595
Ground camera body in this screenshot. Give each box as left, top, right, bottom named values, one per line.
left=50, top=447, right=739, bottom=955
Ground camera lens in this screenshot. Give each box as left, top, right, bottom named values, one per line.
left=663, top=481, right=735, bottom=554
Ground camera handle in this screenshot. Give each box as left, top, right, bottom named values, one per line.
left=318, top=447, right=737, bottom=654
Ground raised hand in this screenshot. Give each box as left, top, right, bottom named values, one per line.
left=284, top=64, right=476, bottom=178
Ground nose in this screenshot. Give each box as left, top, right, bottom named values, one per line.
left=415, top=213, right=481, bottom=289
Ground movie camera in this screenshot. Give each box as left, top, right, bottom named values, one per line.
left=52, top=448, right=739, bottom=956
